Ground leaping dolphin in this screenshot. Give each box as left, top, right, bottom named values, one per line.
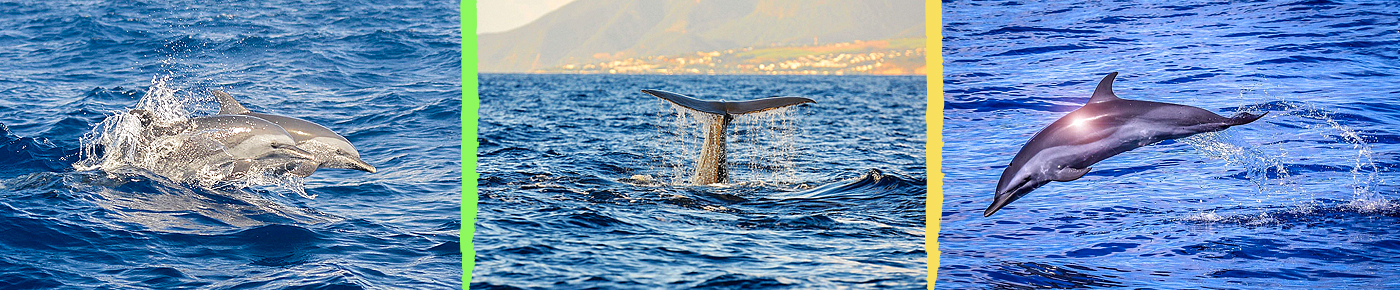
left=127, top=109, right=319, bottom=179
left=985, top=72, right=1268, bottom=217
left=212, top=90, right=376, bottom=173
left=642, top=89, right=813, bottom=185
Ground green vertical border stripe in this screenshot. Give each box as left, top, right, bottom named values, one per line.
left=460, top=0, right=479, bottom=289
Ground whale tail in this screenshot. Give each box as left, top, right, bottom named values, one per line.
left=1227, top=111, right=1268, bottom=126
left=641, top=89, right=813, bottom=185
left=641, top=89, right=814, bottom=116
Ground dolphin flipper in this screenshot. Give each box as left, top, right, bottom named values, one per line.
left=1052, top=167, right=1091, bottom=182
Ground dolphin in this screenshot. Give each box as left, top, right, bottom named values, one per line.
left=212, top=90, right=376, bottom=173
left=127, top=109, right=320, bottom=179
left=641, top=89, right=813, bottom=185
left=985, top=72, right=1268, bottom=217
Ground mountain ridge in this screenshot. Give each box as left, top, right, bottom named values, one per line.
left=478, top=0, right=924, bottom=73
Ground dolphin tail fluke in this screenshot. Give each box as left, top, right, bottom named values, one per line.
left=213, top=90, right=252, bottom=114
left=641, top=89, right=814, bottom=116
left=1226, top=111, right=1268, bottom=126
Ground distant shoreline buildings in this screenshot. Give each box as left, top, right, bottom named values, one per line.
left=532, top=39, right=926, bottom=76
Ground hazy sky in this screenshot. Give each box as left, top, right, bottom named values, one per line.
left=477, top=0, right=579, bottom=34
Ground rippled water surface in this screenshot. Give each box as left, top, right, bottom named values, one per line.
left=474, top=74, right=926, bottom=288
left=0, top=1, right=460, bottom=288
left=941, top=1, right=1400, bottom=288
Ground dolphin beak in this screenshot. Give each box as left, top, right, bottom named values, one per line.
left=985, top=179, right=1047, bottom=217
left=349, top=157, right=376, bottom=173
left=984, top=195, right=1012, bottom=217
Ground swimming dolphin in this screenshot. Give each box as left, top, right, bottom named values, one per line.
left=985, top=72, right=1267, bottom=217
left=641, top=89, right=813, bottom=185
left=212, top=90, right=376, bottom=173
left=127, top=109, right=319, bottom=179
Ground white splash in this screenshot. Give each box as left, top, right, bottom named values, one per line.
left=1181, top=86, right=1390, bottom=212
left=73, top=76, right=311, bottom=197
left=649, top=100, right=806, bottom=185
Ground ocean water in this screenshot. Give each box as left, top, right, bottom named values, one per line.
left=473, top=74, right=927, bottom=288
left=0, top=1, right=461, bottom=288
left=940, top=1, right=1400, bottom=288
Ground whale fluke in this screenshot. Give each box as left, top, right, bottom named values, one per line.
left=986, top=72, right=1268, bottom=217
left=642, top=89, right=814, bottom=115
left=642, top=89, right=814, bottom=185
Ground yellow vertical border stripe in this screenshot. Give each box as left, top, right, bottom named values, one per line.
left=461, top=0, right=479, bottom=289
left=925, top=0, right=943, bottom=289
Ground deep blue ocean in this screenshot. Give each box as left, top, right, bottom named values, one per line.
left=941, top=1, right=1400, bottom=288
left=473, top=74, right=927, bottom=288
left=0, top=1, right=461, bottom=288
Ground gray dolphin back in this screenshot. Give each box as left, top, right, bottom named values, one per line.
left=211, top=90, right=347, bottom=143
left=245, top=113, right=349, bottom=144
left=187, top=114, right=295, bottom=147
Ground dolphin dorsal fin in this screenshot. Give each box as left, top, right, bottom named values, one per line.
left=1088, top=72, right=1120, bottom=104
left=213, top=90, right=251, bottom=114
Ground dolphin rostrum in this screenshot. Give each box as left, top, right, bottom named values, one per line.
left=127, top=109, right=319, bottom=179
left=212, top=90, right=376, bottom=173
left=642, top=89, right=814, bottom=185
left=986, top=72, right=1268, bottom=217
